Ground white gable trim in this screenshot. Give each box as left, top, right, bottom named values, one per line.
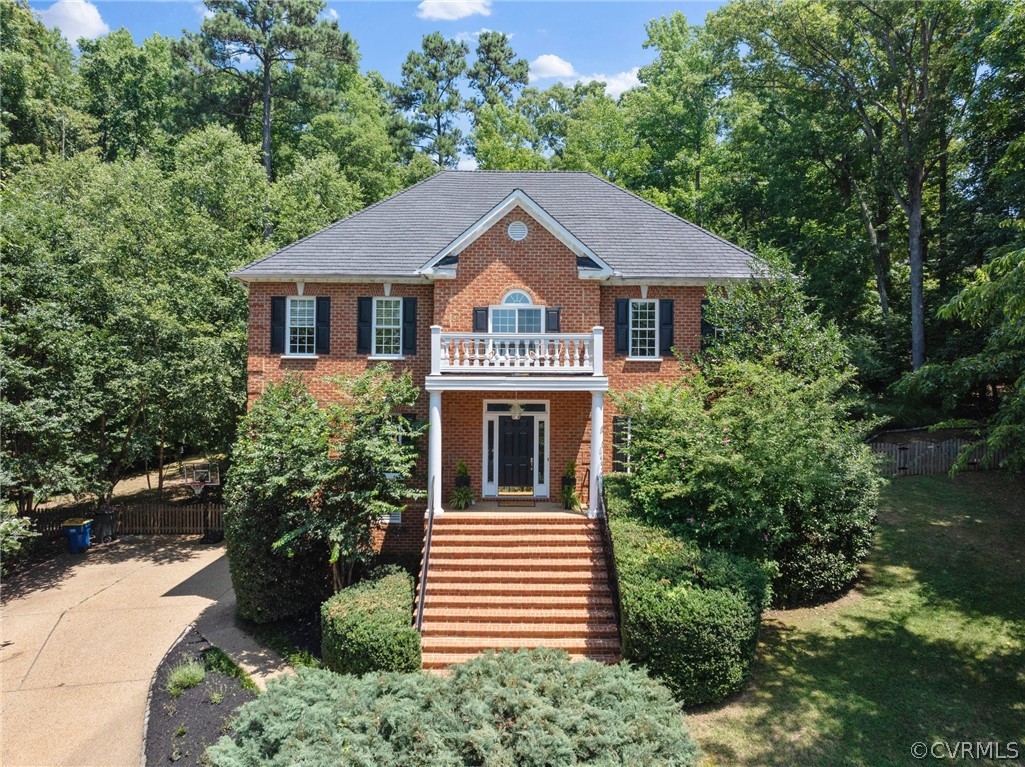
left=417, top=189, right=615, bottom=277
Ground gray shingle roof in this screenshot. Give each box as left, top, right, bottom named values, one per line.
left=232, top=171, right=758, bottom=281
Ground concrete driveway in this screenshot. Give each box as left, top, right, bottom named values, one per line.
left=1, top=537, right=231, bottom=767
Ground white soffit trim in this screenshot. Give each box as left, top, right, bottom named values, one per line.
left=417, top=189, right=615, bottom=277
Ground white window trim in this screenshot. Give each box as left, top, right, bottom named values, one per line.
left=371, top=296, right=404, bottom=359
left=488, top=291, right=545, bottom=334
left=285, top=295, right=318, bottom=358
left=628, top=298, right=659, bottom=360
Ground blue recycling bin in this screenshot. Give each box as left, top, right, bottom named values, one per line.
left=62, top=518, right=93, bottom=554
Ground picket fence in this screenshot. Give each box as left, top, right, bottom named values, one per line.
left=28, top=502, right=224, bottom=536
left=870, top=438, right=1007, bottom=477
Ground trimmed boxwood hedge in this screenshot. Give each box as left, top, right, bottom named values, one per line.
left=610, top=515, right=768, bottom=706
left=207, top=649, right=700, bottom=767
left=320, top=565, right=421, bottom=674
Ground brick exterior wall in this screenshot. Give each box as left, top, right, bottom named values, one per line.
left=242, top=205, right=705, bottom=558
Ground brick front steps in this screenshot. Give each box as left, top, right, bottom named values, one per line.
left=417, top=513, right=621, bottom=670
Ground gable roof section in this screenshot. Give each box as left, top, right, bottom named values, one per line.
left=232, top=171, right=759, bottom=282
left=418, top=189, right=613, bottom=277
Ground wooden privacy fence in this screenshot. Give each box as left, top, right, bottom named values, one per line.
left=119, top=503, right=224, bottom=535
left=28, top=502, right=224, bottom=536
left=870, top=439, right=1007, bottom=477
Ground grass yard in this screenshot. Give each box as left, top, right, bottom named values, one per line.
left=688, top=473, right=1025, bottom=767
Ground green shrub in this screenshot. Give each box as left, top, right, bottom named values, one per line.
left=224, top=377, right=331, bottom=623
left=0, top=505, right=39, bottom=576
left=207, top=649, right=700, bottom=767
left=320, top=565, right=420, bottom=674
left=610, top=516, right=767, bottom=705
left=166, top=659, right=206, bottom=698
left=615, top=361, right=879, bottom=606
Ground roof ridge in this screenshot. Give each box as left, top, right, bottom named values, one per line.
left=234, top=170, right=446, bottom=273
left=581, top=172, right=757, bottom=260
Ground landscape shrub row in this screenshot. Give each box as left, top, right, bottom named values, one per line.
left=320, top=565, right=421, bottom=674
left=614, top=361, right=879, bottom=606
left=609, top=515, right=768, bottom=706
left=208, top=649, right=700, bottom=767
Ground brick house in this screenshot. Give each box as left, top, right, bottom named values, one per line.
left=232, top=171, right=756, bottom=666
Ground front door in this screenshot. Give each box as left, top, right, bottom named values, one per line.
left=498, top=415, right=534, bottom=494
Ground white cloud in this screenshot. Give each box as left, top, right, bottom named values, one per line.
left=529, top=54, right=577, bottom=82
left=529, top=53, right=642, bottom=98
left=417, top=0, right=492, bottom=22
left=457, top=156, right=480, bottom=171
left=323, top=7, right=339, bottom=21
left=579, top=67, right=642, bottom=98
left=454, top=27, right=501, bottom=43
left=37, top=0, right=109, bottom=42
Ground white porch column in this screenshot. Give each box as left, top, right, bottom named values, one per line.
left=428, top=390, right=444, bottom=516
left=588, top=390, right=604, bottom=518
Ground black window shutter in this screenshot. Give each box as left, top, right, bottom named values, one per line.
left=700, top=298, right=714, bottom=351
left=357, top=297, right=372, bottom=354
left=472, top=307, right=488, bottom=333
left=612, top=416, right=629, bottom=473
left=545, top=307, right=561, bottom=333
left=614, top=299, right=629, bottom=355
left=270, top=297, right=286, bottom=354
left=659, top=299, right=674, bottom=356
left=402, top=297, right=417, bottom=355
left=314, top=297, right=331, bottom=354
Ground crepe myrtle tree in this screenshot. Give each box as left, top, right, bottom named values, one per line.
left=272, top=364, right=425, bottom=592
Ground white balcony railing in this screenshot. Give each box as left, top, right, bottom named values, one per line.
left=431, top=326, right=604, bottom=376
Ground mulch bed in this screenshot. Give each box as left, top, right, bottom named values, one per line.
left=146, top=627, right=257, bottom=767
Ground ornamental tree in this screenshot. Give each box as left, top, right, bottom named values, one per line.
left=271, top=364, right=425, bottom=591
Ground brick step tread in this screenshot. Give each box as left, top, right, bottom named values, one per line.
left=421, top=636, right=621, bottom=652
left=422, top=582, right=613, bottom=595
left=428, top=543, right=605, bottom=553
left=421, top=608, right=617, bottom=622
left=421, top=652, right=621, bottom=669
left=434, top=516, right=596, bottom=525
left=428, top=545, right=602, bottom=557
left=431, top=530, right=599, bottom=537
left=421, top=622, right=619, bottom=638
left=430, top=539, right=604, bottom=550
left=428, top=558, right=607, bottom=571
left=425, top=571, right=607, bottom=582
left=423, top=595, right=614, bottom=608
left=433, top=521, right=600, bottom=529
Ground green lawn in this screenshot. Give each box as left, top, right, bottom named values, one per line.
left=687, top=473, right=1025, bottom=767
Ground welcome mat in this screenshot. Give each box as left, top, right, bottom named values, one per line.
left=497, top=499, right=536, bottom=507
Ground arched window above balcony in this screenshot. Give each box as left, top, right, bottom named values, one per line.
left=491, top=290, right=543, bottom=333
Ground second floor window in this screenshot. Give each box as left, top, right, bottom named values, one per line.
left=373, top=297, right=403, bottom=357
left=287, top=297, right=316, bottom=356
left=491, top=290, right=543, bottom=333
left=630, top=299, right=658, bottom=358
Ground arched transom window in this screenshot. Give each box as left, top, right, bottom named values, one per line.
left=491, top=290, right=543, bottom=333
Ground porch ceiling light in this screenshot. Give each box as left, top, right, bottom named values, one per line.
left=510, top=402, right=524, bottom=420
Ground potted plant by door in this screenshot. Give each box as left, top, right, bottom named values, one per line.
left=450, top=461, right=474, bottom=510
left=561, top=460, right=580, bottom=510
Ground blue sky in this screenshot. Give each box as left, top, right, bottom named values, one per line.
left=33, top=0, right=726, bottom=92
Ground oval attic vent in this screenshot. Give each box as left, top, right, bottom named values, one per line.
left=507, top=221, right=528, bottom=241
